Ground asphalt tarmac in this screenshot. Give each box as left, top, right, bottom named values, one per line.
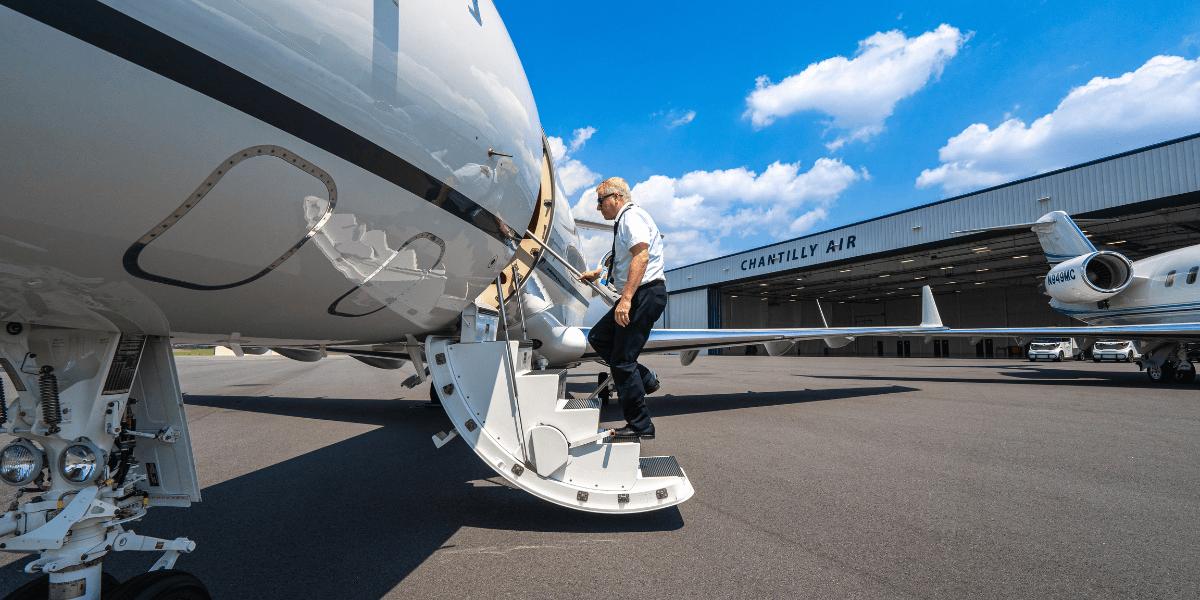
left=2, top=354, right=1198, bottom=599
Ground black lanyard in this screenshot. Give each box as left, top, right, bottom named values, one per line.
left=606, top=205, right=631, bottom=274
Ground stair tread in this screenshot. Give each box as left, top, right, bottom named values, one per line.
left=639, top=456, right=684, bottom=478
left=603, top=436, right=639, bottom=444
left=563, top=397, right=600, bottom=410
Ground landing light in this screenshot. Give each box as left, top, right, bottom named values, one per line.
left=1, top=440, right=43, bottom=487
left=59, top=442, right=103, bottom=484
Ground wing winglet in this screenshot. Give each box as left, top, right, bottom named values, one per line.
left=816, top=299, right=830, bottom=328
left=921, top=285, right=943, bottom=328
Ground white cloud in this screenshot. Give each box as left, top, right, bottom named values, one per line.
left=569, top=126, right=596, bottom=153
left=744, top=24, right=967, bottom=149
left=556, top=160, right=602, bottom=197
left=917, top=54, right=1200, bottom=194
left=546, top=135, right=568, bottom=164
left=668, top=110, right=696, bottom=129
left=571, top=158, right=862, bottom=267
left=547, top=127, right=601, bottom=195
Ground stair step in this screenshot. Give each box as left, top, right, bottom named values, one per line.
left=427, top=337, right=693, bottom=513
left=603, top=433, right=641, bottom=444
left=563, top=397, right=600, bottom=410
left=639, top=456, right=684, bottom=478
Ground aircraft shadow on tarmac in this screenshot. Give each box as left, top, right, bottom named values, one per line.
left=1, top=395, right=685, bottom=599
left=0, top=381, right=939, bottom=596
left=563, top=382, right=920, bottom=418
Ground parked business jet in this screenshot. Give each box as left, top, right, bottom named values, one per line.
left=0, top=2, right=951, bottom=596
left=946, top=211, right=1200, bottom=383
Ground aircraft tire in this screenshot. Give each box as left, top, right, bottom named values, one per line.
left=1, top=573, right=121, bottom=600
left=108, top=570, right=210, bottom=600
left=1147, top=364, right=1175, bottom=384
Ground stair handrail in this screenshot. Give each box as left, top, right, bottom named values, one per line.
left=523, top=229, right=616, bottom=307
left=495, top=275, right=531, bottom=468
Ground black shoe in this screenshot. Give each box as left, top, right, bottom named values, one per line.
left=643, top=371, right=660, bottom=395
left=610, top=426, right=655, bottom=440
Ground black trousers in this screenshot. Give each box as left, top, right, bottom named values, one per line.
left=587, top=282, right=667, bottom=433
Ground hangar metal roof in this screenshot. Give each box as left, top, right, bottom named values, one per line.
left=666, top=133, right=1200, bottom=294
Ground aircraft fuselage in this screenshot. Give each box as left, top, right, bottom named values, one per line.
left=1, top=0, right=556, bottom=346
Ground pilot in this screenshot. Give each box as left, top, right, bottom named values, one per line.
left=579, top=177, right=666, bottom=439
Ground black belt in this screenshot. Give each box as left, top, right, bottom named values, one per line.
left=637, top=279, right=665, bottom=292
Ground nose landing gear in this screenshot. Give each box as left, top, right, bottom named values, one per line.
left=0, top=326, right=203, bottom=600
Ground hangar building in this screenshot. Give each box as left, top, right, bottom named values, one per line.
left=663, top=133, right=1200, bottom=358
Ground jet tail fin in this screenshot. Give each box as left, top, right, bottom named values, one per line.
left=920, top=286, right=943, bottom=328
left=951, top=211, right=1110, bottom=266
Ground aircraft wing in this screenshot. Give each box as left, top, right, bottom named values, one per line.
left=584, top=324, right=948, bottom=358
left=581, top=286, right=949, bottom=359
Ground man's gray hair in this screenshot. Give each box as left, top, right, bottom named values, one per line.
left=597, top=177, right=630, bottom=200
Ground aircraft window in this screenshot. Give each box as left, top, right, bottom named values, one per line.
left=1189, top=267, right=1198, bottom=284
left=565, top=245, right=587, bottom=272
left=1165, top=270, right=1176, bottom=287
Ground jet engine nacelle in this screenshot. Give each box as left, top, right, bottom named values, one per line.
left=1044, top=251, right=1133, bottom=303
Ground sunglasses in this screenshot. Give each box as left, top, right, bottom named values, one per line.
left=596, top=192, right=619, bottom=206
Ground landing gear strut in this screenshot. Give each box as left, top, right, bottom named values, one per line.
left=0, top=325, right=203, bottom=600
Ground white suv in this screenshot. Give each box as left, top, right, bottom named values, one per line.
left=1028, top=338, right=1080, bottom=362
left=1092, top=340, right=1139, bottom=363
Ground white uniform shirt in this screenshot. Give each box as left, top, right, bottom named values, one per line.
left=610, top=203, right=665, bottom=290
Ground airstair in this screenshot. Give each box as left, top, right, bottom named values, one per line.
left=426, top=334, right=693, bottom=513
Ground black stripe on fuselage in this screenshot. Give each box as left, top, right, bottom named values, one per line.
left=1, top=0, right=517, bottom=245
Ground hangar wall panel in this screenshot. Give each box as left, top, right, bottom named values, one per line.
left=667, top=289, right=708, bottom=329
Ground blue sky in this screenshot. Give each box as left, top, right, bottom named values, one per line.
left=496, top=1, right=1200, bottom=268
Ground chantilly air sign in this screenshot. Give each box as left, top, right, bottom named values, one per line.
left=739, top=235, right=858, bottom=271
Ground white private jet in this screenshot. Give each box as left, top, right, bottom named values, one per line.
left=944, top=210, right=1200, bottom=382
left=0, top=2, right=951, bottom=597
